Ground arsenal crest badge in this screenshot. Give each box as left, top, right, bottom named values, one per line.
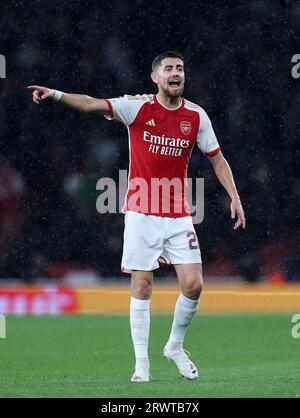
left=180, top=121, right=192, bottom=135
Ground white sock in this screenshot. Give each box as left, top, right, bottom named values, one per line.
left=130, top=297, right=151, bottom=370
left=168, top=293, right=199, bottom=349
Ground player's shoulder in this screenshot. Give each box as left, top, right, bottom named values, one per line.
left=124, top=94, right=155, bottom=104
left=183, top=98, right=206, bottom=114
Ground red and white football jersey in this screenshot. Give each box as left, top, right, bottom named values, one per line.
left=104, top=94, right=220, bottom=217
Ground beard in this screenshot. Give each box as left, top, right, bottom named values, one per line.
left=161, top=83, right=184, bottom=99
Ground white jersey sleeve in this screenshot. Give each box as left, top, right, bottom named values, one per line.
left=196, top=108, right=220, bottom=157
left=104, top=94, right=152, bottom=126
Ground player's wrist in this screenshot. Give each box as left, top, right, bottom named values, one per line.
left=231, top=194, right=240, bottom=202
left=50, top=89, right=63, bottom=102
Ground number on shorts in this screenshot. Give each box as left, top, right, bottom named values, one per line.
left=187, top=231, right=199, bottom=250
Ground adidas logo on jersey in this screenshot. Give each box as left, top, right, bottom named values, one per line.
left=146, top=119, right=156, bottom=126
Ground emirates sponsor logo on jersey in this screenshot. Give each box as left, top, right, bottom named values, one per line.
left=143, top=131, right=190, bottom=148
left=180, top=121, right=192, bottom=135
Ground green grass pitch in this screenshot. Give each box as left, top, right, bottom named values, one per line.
left=0, top=314, right=299, bottom=398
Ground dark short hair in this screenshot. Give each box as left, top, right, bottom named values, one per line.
left=152, top=51, right=184, bottom=71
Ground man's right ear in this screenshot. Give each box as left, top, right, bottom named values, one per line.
left=151, top=71, right=158, bottom=84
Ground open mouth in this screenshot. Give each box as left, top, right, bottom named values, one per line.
left=169, top=80, right=180, bottom=88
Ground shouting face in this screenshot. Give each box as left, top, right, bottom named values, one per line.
left=151, top=57, right=185, bottom=99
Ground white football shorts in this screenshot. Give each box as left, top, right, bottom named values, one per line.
left=121, top=211, right=202, bottom=273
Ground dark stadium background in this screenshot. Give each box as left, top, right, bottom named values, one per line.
left=0, top=0, right=299, bottom=283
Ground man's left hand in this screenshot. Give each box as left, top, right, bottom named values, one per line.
left=231, top=198, right=246, bottom=230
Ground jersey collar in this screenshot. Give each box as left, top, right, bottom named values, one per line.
left=155, top=94, right=184, bottom=111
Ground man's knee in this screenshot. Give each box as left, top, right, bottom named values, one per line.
left=182, top=274, right=203, bottom=299
left=131, top=272, right=153, bottom=299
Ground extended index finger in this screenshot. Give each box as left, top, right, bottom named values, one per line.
left=27, top=85, right=42, bottom=90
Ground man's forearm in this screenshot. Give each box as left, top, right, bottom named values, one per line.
left=57, top=91, right=110, bottom=115
left=57, top=92, right=95, bottom=113
left=213, top=156, right=240, bottom=201
left=209, top=152, right=245, bottom=229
